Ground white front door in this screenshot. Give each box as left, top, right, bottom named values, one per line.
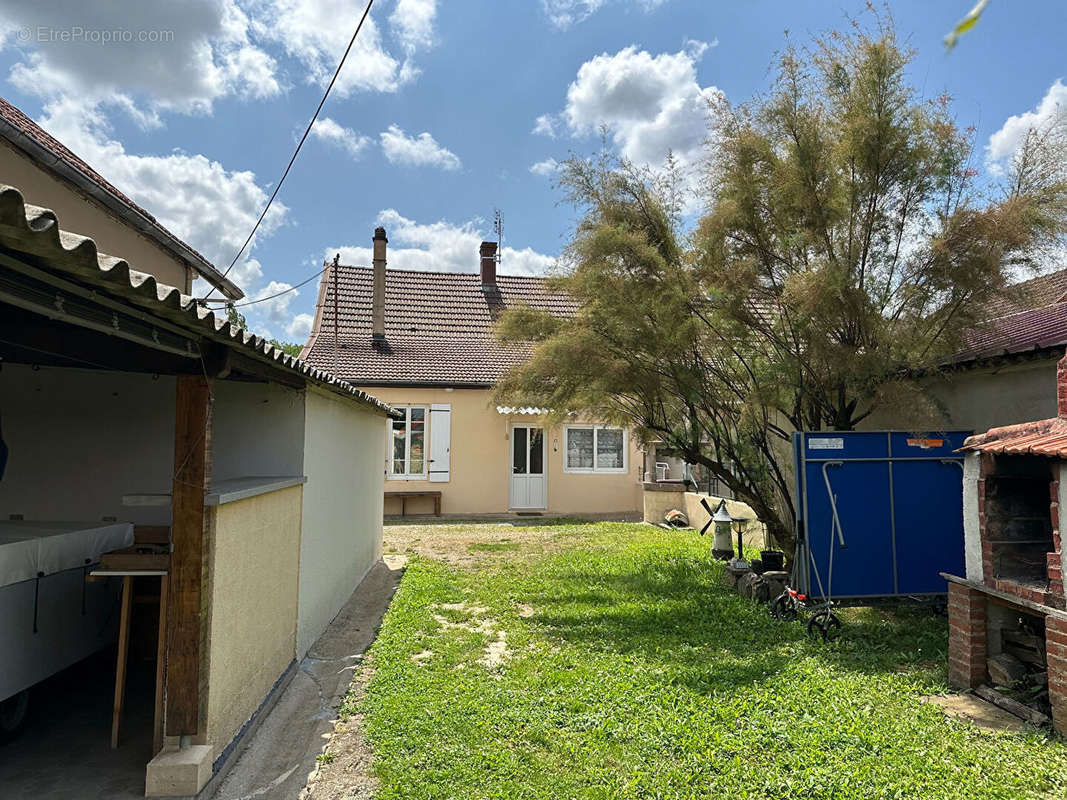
left=510, top=425, right=546, bottom=509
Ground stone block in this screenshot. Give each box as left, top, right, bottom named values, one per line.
left=145, top=744, right=213, bottom=797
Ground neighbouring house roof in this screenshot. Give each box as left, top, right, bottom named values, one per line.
left=950, top=301, right=1067, bottom=366
left=980, top=268, right=1067, bottom=321
left=0, top=184, right=397, bottom=417
left=301, top=265, right=577, bottom=386
left=960, top=416, right=1067, bottom=458
left=0, top=96, right=244, bottom=301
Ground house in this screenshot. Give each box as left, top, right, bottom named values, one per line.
left=866, top=267, right=1067, bottom=435
left=0, top=182, right=394, bottom=797
left=0, top=96, right=242, bottom=300
left=300, top=228, right=643, bottom=517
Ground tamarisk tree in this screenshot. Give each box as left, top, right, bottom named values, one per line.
left=494, top=18, right=1067, bottom=551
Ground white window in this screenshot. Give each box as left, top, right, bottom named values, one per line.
left=390, top=406, right=427, bottom=479
left=564, top=426, right=627, bottom=473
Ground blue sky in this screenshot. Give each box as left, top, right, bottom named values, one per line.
left=0, top=0, right=1062, bottom=341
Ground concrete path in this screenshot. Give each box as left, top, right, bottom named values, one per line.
left=207, top=557, right=405, bottom=800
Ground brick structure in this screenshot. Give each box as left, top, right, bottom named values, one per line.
left=948, top=352, right=1067, bottom=733
left=1046, top=615, right=1067, bottom=733
left=947, top=583, right=987, bottom=689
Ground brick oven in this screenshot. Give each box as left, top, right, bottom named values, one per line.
left=946, top=354, right=1067, bottom=732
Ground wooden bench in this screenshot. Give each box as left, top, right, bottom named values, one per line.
left=385, top=490, right=442, bottom=517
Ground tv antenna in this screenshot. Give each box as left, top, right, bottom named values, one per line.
left=492, top=209, right=503, bottom=265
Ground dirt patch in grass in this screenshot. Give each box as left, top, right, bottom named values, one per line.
left=922, top=693, right=1028, bottom=733
left=383, top=520, right=601, bottom=567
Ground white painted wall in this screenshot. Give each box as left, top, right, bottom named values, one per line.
left=963, top=452, right=982, bottom=581
left=212, top=381, right=305, bottom=481
left=0, top=365, right=174, bottom=524
left=866, top=358, right=1058, bottom=434
left=296, top=387, right=386, bottom=657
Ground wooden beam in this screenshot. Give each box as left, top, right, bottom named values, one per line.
left=975, top=684, right=1051, bottom=726
left=166, top=374, right=212, bottom=736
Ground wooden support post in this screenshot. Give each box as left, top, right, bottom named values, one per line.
left=166, top=374, right=212, bottom=737
left=111, top=575, right=133, bottom=749
left=154, top=575, right=169, bottom=754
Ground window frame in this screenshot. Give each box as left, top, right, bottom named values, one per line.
left=389, top=405, right=429, bottom=480
left=562, top=425, right=628, bottom=474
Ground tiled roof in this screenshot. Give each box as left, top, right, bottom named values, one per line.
left=0, top=184, right=396, bottom=417
left=301, top=265, right=577, bottom=385
left=981, top=268, right=1067, bottom=321
left=0, top=96, right=242, bottom=300
left=951, top=301, right=1067, bottom=365
left=960, top=416, right=1067, bottom=458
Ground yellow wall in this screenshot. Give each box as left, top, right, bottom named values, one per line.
left=0, top=140, right=192, bottom=291
left=200, top=485, right=301, bottom=751
left=358, top=387, right=642, bottom=516
left=643, top=487, right=767, bottom=550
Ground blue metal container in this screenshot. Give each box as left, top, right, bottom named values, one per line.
left=792, top=430, right=970, bottom=600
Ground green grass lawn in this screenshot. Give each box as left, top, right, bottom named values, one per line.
left=353, top=521, right=1067, bottom=799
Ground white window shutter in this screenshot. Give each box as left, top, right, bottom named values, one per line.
left=428, top=404, right=451, bottom=482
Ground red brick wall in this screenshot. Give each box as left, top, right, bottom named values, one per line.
left=978, top=454, right=993, bottom=584
left=1045, top=615, right=1067, bottom=734
left=947, top=582, right=987, bottom=689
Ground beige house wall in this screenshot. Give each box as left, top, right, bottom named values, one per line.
left=201, top=485, right=301, bottom=752
left=642, top=486, right=767, bottom=550
left=0, top=140, right=192, bottom=291
left=359, top=386, right=642, bottom=516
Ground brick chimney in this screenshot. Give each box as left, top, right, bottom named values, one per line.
left=372, top=226, right=387, bottom=341
left=480, top=241, right=498, bottom=289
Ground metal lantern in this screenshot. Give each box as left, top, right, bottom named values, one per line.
left=711, top=499, right=735, bottom=560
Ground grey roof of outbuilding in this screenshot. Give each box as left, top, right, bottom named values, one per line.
left=0, top=184, right=397, bottom=417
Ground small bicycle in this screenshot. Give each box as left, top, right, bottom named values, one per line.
left=770, top=587, right=842, bottom=641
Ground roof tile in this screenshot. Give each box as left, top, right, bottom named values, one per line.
left=302, top=266, right=576, bottom=385
left=952, top=301, right=1067, bottom=364
left=961, top=416, right=1067, bottom=458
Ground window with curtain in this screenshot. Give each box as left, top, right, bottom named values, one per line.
left=564, top=426, right=626, bottom=473
left=390, top=406, right=427, bottom=478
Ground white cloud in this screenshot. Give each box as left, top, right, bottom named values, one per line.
left=311, top=116, right=372, bottom=159
left=250, top=279, right=300, bottom=332
left=0, top=0, right=441, bottom=123
left=38, top=101, right=286, bottom=295
left=529, top=157, right=560, bottom=177
left=562, top=42, right=720, bottom=167
left=252, top=0, right=429, bottom=96
left=532, top=113, right=559, bottom=138
left=379, top=124, right=460, bottom=170
left=328, top=209, right=555, bottom=275
left=540, top=0, right=670, bottom=29
left=0, top=0, right=279, bottom=121
left=287, top=312, right=315, bottom=341
left=987, top=79, right=1067, bottom=173
left=390, top=0, right=436, bottom=54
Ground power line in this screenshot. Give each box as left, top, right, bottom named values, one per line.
left=201, top=0, right=376, bottom=302
left=219, top=262, right=331, bottom=308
